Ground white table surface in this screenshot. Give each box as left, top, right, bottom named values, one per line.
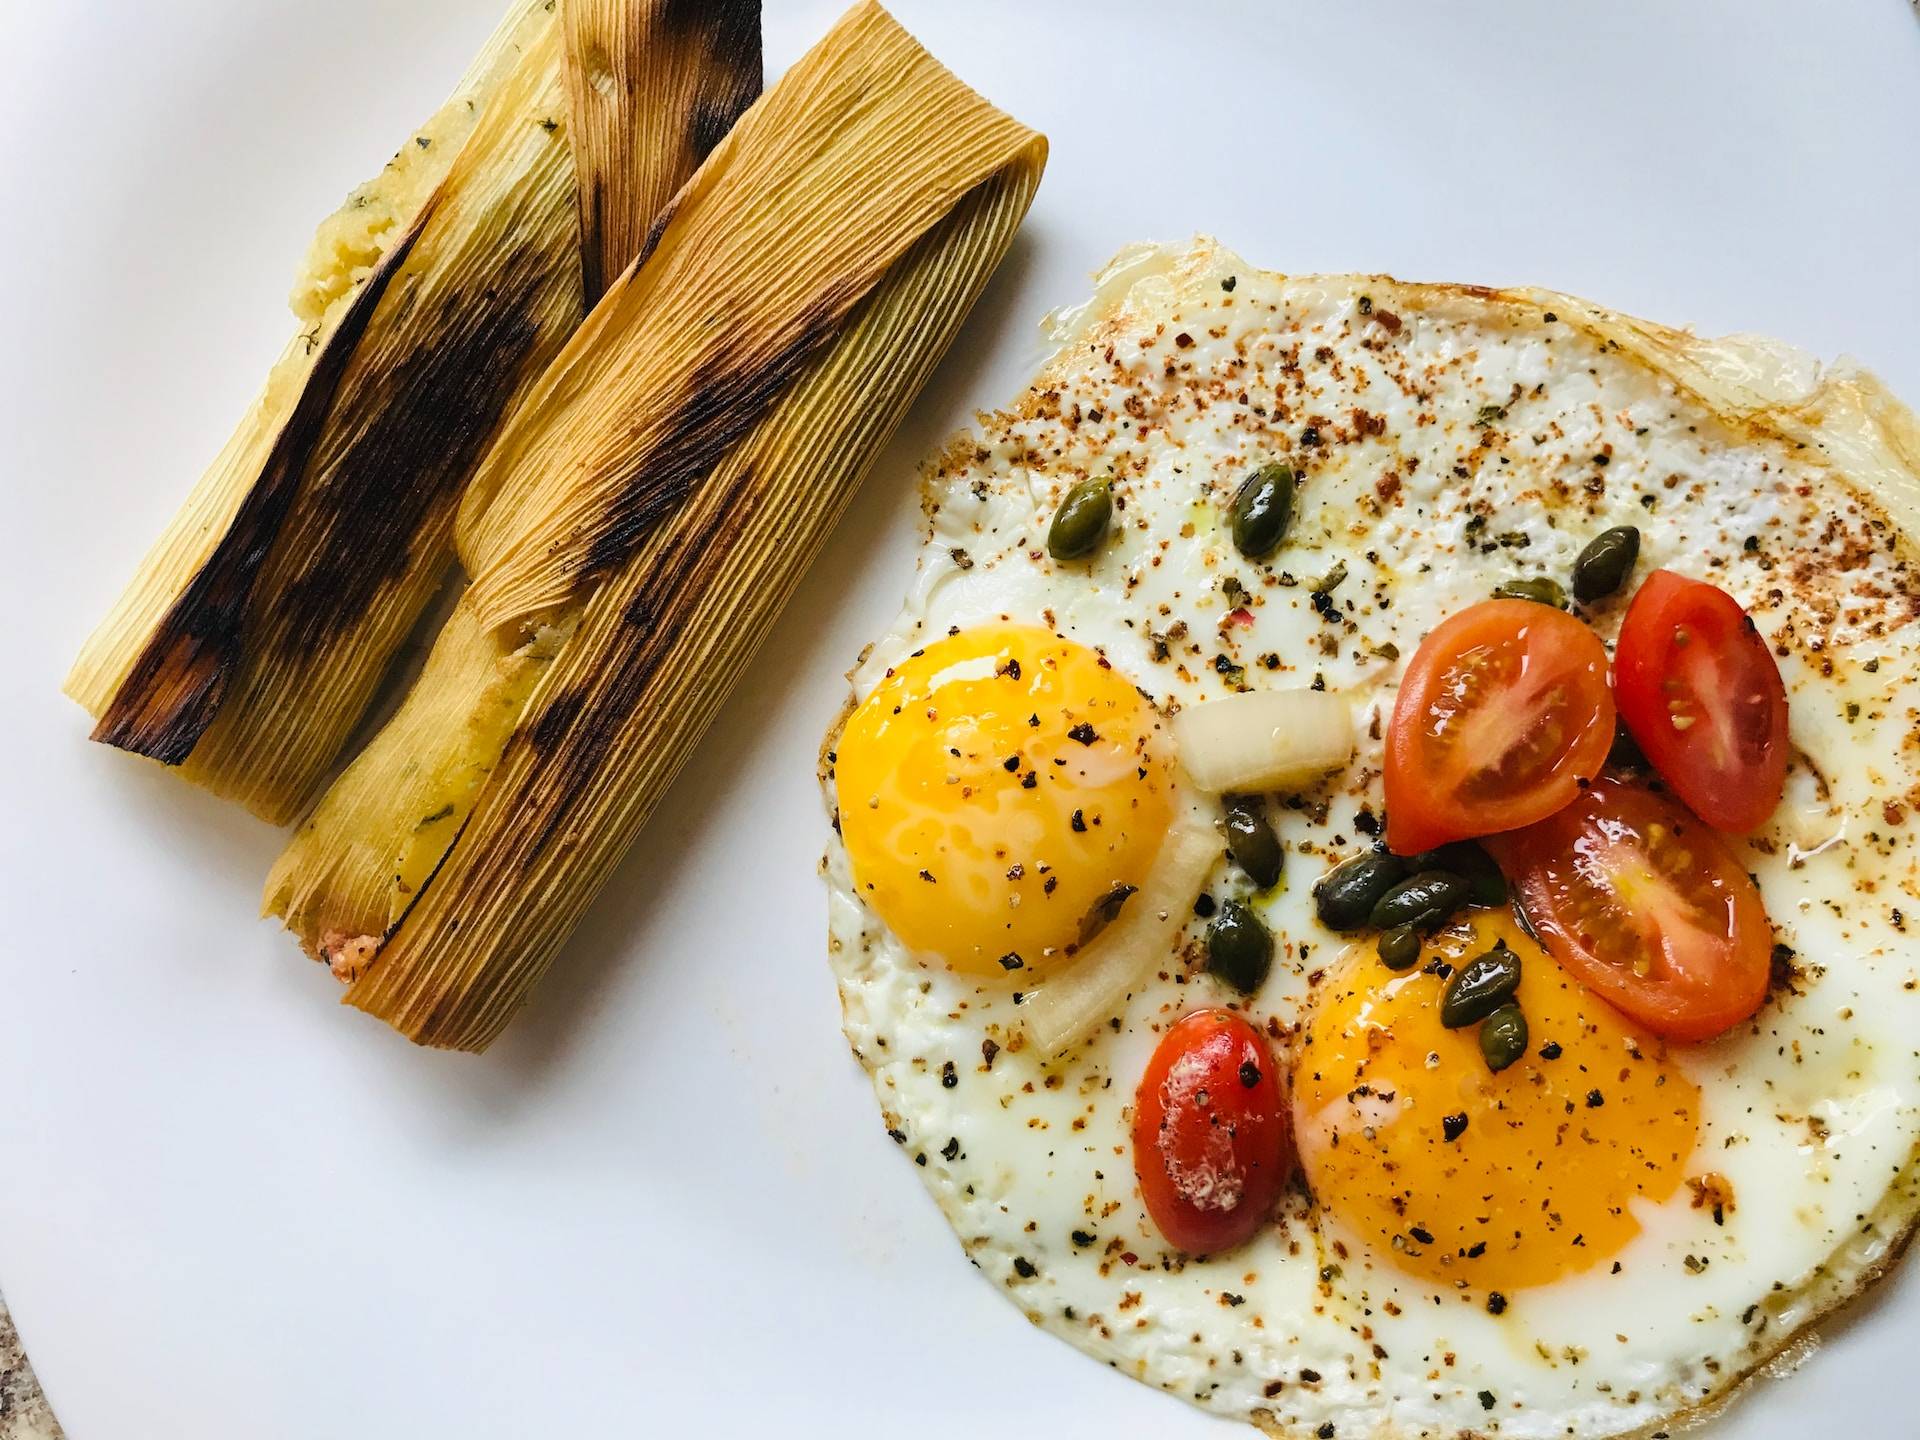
left=1, top=2, right=1916, bottom=1436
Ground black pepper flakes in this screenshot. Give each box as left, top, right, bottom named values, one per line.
left=941, top=1060, right=958, bottom=1089
left=1239, top=1060, right=1262, bottom=1088
left=998, top=952, right=1025, bottom=972
left=1539, top=1040, right=1563, bottom=1060
left=1067, top=722, right=1099, bottom=745
left=1586, top=1088, right=1606, bottom=1108
left=1479, top=1390, right=1496, bottom=1411
left=1442, top=1112, right=1469, bottom=1142
left=941, top=1137, right=960, bottom=1160
left=1013, top=1257, right=1037, bottom=1279
left=1002, top=755, right=1021, bottom=772
left=1071, top=1229, right=1096, bottom=1247
left=1409, top=1226, right=1435, bottom=1245
left=1487, top=1291, right=1509, bottom=1315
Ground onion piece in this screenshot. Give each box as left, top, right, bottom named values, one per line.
left=1020, top=794, right=1221, bottom=1057
left=1172, top=688, right=1354, bottom=794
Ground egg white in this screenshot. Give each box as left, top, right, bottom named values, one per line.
left=822, top=239, right=1920, bottom=1439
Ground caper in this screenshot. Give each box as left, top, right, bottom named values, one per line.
left=1368, top=870, right=1471, bottom=933
left=1224, top=795, right=1283, bottom=890
left=1376, top=925, right=1422, bottom=971
left=1229, top=462, right=1296, bottom=560
left=1047, top=476, right=1113, bottom=560
left=1206, top=900, right=1273, bottom=993
left=1571, top=525, right=1641, bottom=603
left=1441, top=943, right=1524, bottom=1029
left=1404, top=841, right=1507, bottom=908
left=1313, top=851, right=1409, bottom=932
left=1491, top=575, right=1568, bottom=609
left=1478, top=1002, right=1530, bottom=1072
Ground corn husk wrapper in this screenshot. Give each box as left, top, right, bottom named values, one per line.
left=564, top=0, right=761, bottom=305
left=65, top=0, right=760, bottom=824
left=271, top=0, right=1047, bottom=1049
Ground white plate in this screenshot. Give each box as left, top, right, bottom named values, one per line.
left=1, top=2, right=1917, bottom=1436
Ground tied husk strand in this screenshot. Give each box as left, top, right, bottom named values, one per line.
left=66, top=0, right=761, bottom=824
left=273, top=0, right=1046, bottom=1049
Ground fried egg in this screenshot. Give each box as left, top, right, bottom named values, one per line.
left=822, top=238, right=1920, bottom=1437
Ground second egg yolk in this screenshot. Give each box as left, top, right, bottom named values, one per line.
left=834, top=623, right=1172, bottom=977
left=1291, top=913, right=1700, bottom=1292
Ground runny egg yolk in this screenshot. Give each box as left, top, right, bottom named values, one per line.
left=834, top=623, right=1172, bottom=977
left=1292, top=913, right=1700, bottom=1292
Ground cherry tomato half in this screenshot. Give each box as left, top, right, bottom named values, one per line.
left=1131, top=1009, right=1291, bottom=1254
left=1485, top=778, right=1772, bottom=1042
left=1384, top=600, right=1615, bottom=854
left=1614, top=570, right=1789, bottom=833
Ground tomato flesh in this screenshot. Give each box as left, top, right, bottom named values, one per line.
left=1614, top=570, right=1789, bottom=832
left=1385, top=600, right=1615, bottom=854
left=1486, top=779, right=1771, bottom=1042
left=1131, top=1009, right=1291, bottom=1254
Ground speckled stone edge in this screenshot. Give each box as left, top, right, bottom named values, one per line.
left=0, top=1297, right=64, bottom=1440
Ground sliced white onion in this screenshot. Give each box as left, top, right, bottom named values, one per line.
left=1171, top=688, right=1354, bottom=794
left=1020, top=794, right=1220, bottom=1057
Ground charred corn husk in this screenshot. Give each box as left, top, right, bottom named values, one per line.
left=66, top=0, right=760, bottom=824
left=563, top=0, right=761, bottom=305
left=270, top=0, right=1046, bottom=1049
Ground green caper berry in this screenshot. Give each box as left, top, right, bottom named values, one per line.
left=1224, top=795, right=1283, bottom=890
left=1403, top=841, right=1507, bottom=908
left=1368, top=870, right=1471, bottom=933
left=1479, top=1002, right=1530, bottom=1073
left=1571, top=525, right=1641, bottom=603
left=1047, top=476, right=1113, bottom=560
left=1376, top=925, right=1422, bottom=971
left=1313, top=851, right=1409, bottom=932
left=1491, top=576, right=1569, bottom=609
left=1441, top=944, right=1524, bottom=1029
left=1206, top=900, right=1273, bottom=994
left=1229, top=463, right=1296, bottom=559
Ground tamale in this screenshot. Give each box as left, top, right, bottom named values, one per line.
left=270, top=0, right=1046, bottom=1050
left=66, top=0, right=760, bottom=824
